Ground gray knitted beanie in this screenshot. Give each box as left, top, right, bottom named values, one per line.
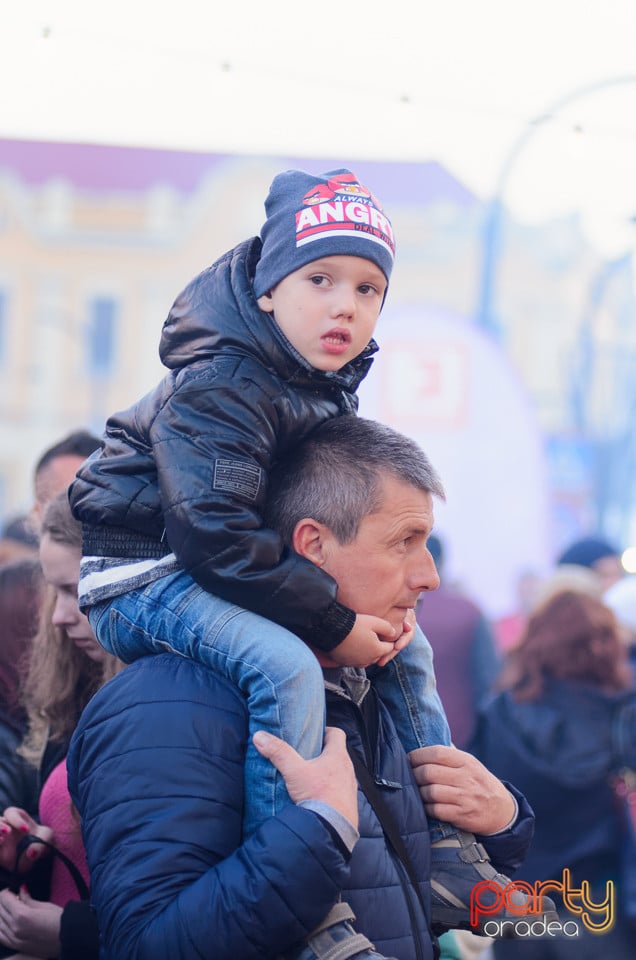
left=253, top=168, right=395, bottom=297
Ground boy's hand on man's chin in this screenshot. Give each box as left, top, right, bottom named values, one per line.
left=325, top=614, right=396, bottom=669
left=308, top=611, right=415, bottom=670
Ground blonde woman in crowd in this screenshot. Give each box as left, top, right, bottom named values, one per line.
left=0, top=493, right=122, bottom=960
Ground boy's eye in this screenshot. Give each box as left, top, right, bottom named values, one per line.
left=358, top=283, right=379, bottom=295
left=309, top=274, right=328, bottom=286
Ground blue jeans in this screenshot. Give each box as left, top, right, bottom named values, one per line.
left=371, top=626, right=453, bottom=843
left=89, top=569, right=452, bottom=838
left=370, top=630, right=451, bottom=751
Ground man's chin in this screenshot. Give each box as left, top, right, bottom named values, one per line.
left=389, top=611, right=411, bottom=633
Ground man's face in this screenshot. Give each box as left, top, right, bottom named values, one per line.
left=593, top=555, right=624, bottom=592
left=30, top=454, right=87, bottom=534
left=320, top=474, right=440, bottom=634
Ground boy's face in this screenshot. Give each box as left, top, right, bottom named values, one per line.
left=257, top=255, right=387, bottom=372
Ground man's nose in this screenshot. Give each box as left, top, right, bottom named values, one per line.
left=412, top=553, right=440, bottom=593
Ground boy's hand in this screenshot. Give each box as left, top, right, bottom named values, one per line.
left=376, top=609, right=416, bottom=667
left=329, top=614, right=396, bottom=668
left=408, top=745, right=516, bottom=834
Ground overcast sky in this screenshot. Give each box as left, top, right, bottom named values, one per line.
left=3, top=0, right=636, bottom=253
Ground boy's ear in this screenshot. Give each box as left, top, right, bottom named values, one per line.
left=292, top=518, right=329, bottom=566
left=257, top=292, right=274, bottom=313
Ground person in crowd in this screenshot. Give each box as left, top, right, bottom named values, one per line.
left=556, top=535, right=624, bottom=592
left=416, top=535, right=500, bottom=749
left=470, top=588, right=636, bottom=958
left=68, top=169, right=516, bottom=947
left=0, top=494, right=122, bottom=960
left=495, top=563, right=606, bottom=656
left=0, top=560, right=42, bottom=815
left=28, top=431, right=101, bottom=538
left=534, top=563, right=603, bottom=606
left=0, top=519, right=38, bottom=568
left=493, top=569, right=542, bottom=654
left=68, top=416, right=545, bottom=960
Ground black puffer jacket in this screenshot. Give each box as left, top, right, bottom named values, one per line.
left=69, top=238, right=377, bottom=650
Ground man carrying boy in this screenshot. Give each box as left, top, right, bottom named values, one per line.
left=70, top=168, right=524, bottom=952
left=68, top=416, right=544, bottom=960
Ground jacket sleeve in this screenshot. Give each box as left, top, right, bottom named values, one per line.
left=0, top=724, right=39, bottom=816
left=476, top=782, right=535, bottom=875
left=150, top=360, right=355, bottom=651
left=59, top=901, right=100, bottom=960
left=67, top=657, right=351, bottom=960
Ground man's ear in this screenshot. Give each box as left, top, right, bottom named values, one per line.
left=257, top=292, right=274, bottom=313
left=292, top=518, right=330, bottom=566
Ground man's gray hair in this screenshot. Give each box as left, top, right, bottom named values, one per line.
left=265, top=416, right=445, bottom=545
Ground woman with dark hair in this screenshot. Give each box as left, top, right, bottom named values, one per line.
left=470, top=589, right=636, bottom=958
left=0, top=559, right=42, bottom=814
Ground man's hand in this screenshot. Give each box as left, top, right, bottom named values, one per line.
left=0, top=886, right=62, bottom=957
left=253, top=726, right=359, bottom=828
left=408, top=745, right=516, bottom=835
left=329, top=614, right=396, bottom=668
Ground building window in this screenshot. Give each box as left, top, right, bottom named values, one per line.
left=86, top=296, right=117, bottom=374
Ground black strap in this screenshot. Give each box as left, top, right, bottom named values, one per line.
left=10, top=834, right=90, bottom=901
left=346, top=740, right=428, bottom=919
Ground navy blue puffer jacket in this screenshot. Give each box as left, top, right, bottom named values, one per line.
left=68, top=655, right=534, bottom=960
left=67, top=655, right=352, bottom=959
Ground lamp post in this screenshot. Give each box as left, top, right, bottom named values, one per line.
left=476, top=75, right=636, bottom=337
left=570, top=247, right=636, bottom=535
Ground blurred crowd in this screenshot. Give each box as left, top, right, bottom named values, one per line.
left=0, top=430, right=124, bottom=959
left=417, top=532, right=636, bottom=958
left=0, top=428, right=634, bottom=959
